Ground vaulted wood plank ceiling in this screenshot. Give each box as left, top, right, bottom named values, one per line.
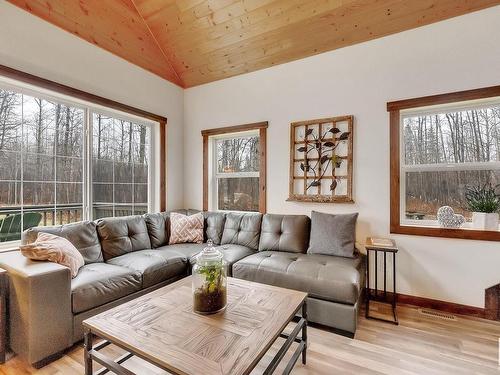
left=8, top=0, right=500, bottom=88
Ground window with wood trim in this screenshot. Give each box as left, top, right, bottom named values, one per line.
left=388, top=85, right=500, bottom=241
left=0, top=66, right=166, bottom=247
left=202, top=122, right=267, bottom=213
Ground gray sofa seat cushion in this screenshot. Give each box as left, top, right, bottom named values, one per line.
left=259, top=214, right=310, bottom=253
left=219, top=245, right=256, bottom=270
left=71, top=263, right=141, bottom=314
left=221, top=212, right=262, bottom=250
left=308, top=211, right=358, bottom=258
left=157, top=243, right=206, bottom=260
left=106, top=249, right=187, bottom=288
left=144, top=212, right=170, bottom=248
left=22, top=221, right=103, bottom=264
left=203, top=211, right=226, bottom=245
left=97, top=215, right=152, bottom=260
left=186, top=244, right=256, bottom=276
left=233, top=251, right=364, bottom=305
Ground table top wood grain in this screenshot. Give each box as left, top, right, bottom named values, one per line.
left=83, top=276, right=307, bottom=375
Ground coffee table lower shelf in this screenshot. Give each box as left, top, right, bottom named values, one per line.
left=84, top=301, right=308, bottom=375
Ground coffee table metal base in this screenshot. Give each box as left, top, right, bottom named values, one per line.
left=84, top=301, right=307, bottom=375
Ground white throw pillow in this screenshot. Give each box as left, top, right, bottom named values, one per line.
left=20, top=232, right=84, bottom=278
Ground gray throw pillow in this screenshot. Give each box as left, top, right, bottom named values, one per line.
left=307, top=211, right=358, bottom=258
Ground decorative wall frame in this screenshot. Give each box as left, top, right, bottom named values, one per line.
left=288, top=116, right=354, bottom=203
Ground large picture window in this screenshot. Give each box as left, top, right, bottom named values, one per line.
left=0, top=77, right=159, bottom=245
left=202, top=122, right=267, bottom=213
left=388, top=85, right=500, bottom=241
left=402, top=103, right=500, bottom=225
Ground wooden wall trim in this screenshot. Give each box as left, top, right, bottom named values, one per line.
left=202, top=135, right=209, bottom=211
left=259, top=127, right=267, bottom=214
left=0, top=64, right=167, bottom=123
left=202, top=121, right=268, bottom=212
left=201, top=121, right=268, bottom=137
left=388, top=85, right=500, bottom=241
left=387, top=84, right=500, bottom=112
left=159, top=121, right=167, bottom=212
left=397, top=292, right=485, bottom=319
left=391, top=225, right=500, bottom=241
left=0, top=64, right=168, bottom=212
left=367, top=289, right=486, bottom=319
left=389, top=110, right=401, bottom=234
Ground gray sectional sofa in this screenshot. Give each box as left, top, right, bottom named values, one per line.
left=0, top=209, right=365, bottom=366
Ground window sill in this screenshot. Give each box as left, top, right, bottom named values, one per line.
left=391, top=224, right=500, bottom=241
left=0, top=241, right=20, bottom=253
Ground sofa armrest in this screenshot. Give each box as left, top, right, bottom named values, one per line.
left=0, top=251, right=73, bottom=365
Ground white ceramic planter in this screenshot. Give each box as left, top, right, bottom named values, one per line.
left=472, top=212, right=499, bottom=231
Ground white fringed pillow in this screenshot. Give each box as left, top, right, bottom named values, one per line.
left=169, top=212, right=204, bottom=244
left=20, top=232, right=84, bottom=278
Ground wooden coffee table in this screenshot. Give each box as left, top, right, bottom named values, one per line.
left=83, top=277, right=308, bottom=375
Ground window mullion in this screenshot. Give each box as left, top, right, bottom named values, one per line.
left=84, top=109, right=92, bottom=221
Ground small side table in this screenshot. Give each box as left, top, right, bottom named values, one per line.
left=0, top=268, right=7, bottom=363
left=365, top=237, right=398, bottom=325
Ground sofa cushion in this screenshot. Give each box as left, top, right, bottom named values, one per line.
left=107, top=249, right=187, bottom=288
left=22, top=221, right=103, bottom=264
left=308, top=211, right=358, bottom=258
left=157, top=243, right=206, bottom=260
left=203, top=211, right=226, bottom=245
left=221, top=212, right=262, bottom=250
left=71, top=263, right=141, bottom=314
left=187, top=244, right=256, bottom=276
left=144, top=212, right=170, bottom=248
left=233, top=251, right=364, bottom=305
left=259, top=214, right=310, bottom=253
left=97, top=216, right=151, bottom=260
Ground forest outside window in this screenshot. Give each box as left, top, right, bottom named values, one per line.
left=212, top=132, right=260, bottom=212
left=202, top=122, right=267, bottom=213
left=0, top=79, right=158, bottom=245
left=389, top=86, right=500, bottom=241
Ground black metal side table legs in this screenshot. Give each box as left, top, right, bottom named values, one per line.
left=365, top=239, right=399, bottom=325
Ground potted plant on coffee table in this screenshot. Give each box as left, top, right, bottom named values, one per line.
left=465, top=183, right=500, bottom=231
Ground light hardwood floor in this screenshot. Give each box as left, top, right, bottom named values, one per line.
left=1, top=302, right=500, bottom=375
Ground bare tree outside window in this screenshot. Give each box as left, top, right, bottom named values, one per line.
left=0, top=86, right=152, bottom=243
left=215, top=135, right=259, bottom=211
left=402, top=104, right=500, bottom=222
left=0, top=88, right=84, bottom=241
left=92, top=113, right=149, bottom=219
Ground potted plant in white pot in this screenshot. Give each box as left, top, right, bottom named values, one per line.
left=465, top=183, right=500, bottom=231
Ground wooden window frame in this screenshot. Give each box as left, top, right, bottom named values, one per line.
left=202, top=122, right=268, bottom=213
left=0, top=64, right=168, bottom=211
left=388, top=84, right=500, bottom=241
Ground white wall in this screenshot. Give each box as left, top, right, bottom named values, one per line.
left=0, top=1, right=185, bottom=209
left=184, top=6, right=500, bottom=308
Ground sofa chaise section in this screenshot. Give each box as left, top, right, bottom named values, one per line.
left=232, top=213, right=365, bottom=334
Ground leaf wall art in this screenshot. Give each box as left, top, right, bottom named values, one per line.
left=288, top=116, right=354, bottom=203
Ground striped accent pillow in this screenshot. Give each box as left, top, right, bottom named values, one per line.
left=169, top=212, right=204, bottom=245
